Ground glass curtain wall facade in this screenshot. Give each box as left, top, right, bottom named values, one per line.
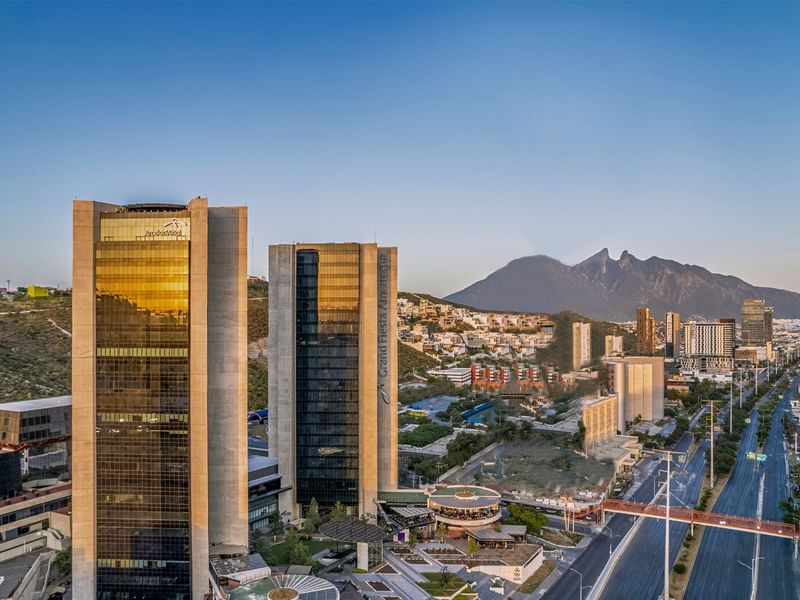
left=95, top=212, right=191, bottom=599
left=295, top=245, right=361, bottom=507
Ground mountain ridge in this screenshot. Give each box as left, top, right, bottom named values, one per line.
left=446, top=249, right=800, bottom=321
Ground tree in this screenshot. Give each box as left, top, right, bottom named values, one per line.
left=306, top=497, right=321, bottom=533
left=269, top=511, right=284, bottom=539
left=437, top=521, right=447, bottom=543
left=287, top=540, right=312, bottom=566
left=467, top=537, right=480, bottom=558
left=330, top=501, right=347, bottom=523
left=283, top=528, right=311, bottom=565
left=506, top=503, right=548, bottom=535
left=251, top=531, right=269, bottom=557
left=407, top=528, right=418, bottom=549
left=54, top=547, right=71, bottom=577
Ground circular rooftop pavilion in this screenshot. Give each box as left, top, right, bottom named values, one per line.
left=230, top=574, right=339, bottom=600
left=428, top=485, right=502, bottom=527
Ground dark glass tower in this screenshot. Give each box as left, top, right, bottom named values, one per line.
left=269, top=243, right=398, bottom=519
left=295, top=246, right=361, bottom=506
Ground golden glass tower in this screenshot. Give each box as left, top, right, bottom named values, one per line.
left=72, top=199, right=248, bottom=600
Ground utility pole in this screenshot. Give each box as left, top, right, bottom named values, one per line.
left=740, top=369, right=744, bottom=408
left=707, top=401, right=716, bottom=489
left=665, top=453, right=671, bottom=600
left=644, top=448, right=685, bottom=600
left=730, top=372, right=734, bottom=436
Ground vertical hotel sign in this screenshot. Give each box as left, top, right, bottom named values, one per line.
left=377, top=250, right=391, bottom=404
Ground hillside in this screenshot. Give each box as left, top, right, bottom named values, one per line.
left=398, top=341, right=440, bottom=377
left=535, top=311, right=634, bottom=372
left=0, top=295, right=72, bottom=401
left=0, top=283, right=271, bottom=405
left=446, top=249, right=800, bottom=321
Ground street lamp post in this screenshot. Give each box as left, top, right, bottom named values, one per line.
left=737, top=556, right=765, bottom=600
left=730, top=371, right=734, bottom=435
left=644, top=448, right=686, bottom=600
left=600, top=522, right=621, bottom=557
left=569, top=567, right=591, bottom=600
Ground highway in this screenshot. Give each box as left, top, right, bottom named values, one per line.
left=757, top=383, right=796, bottom=600
left=540, top=433, right=694, bottom=600
left=685, top=374, right=797, bottom=600
left=598, top=430, right=706, bottom=600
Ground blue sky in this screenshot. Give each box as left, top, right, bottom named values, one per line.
left=1, top=1, right=798, bottom=296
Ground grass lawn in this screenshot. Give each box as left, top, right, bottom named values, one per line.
left=517, top=559, right=556, bottom=594
left=418, top=572, right=468, bottom=597
left=261, top=539, right=342, bottom=565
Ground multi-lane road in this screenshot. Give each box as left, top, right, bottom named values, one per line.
left=541, top=369, right=796, bottom=600
left=540, top=433, right=694, bottom=600
left=598, top=428, right=706, bottom=599
left=685, top=375, right=798, bottom=600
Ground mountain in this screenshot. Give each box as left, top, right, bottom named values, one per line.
left=446, top=249, right=800, bottom=321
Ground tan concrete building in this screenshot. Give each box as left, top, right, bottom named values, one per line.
left=604, top=335, right=624, bottom=357
left=572, top=322, right=592, bottom=371
left=581, top=394, right=618, bottom=454
left=268, top=243, right=398, bottom=520
left=72, top=199, right=248, bottom=600
left=608, top=356, right=665, bottom=430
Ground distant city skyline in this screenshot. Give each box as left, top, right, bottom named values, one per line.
left=2, top=2, right=799, bottom=296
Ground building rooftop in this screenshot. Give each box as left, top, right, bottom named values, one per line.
left=248, top=455, right=278, bottom=472
left=378, top=490, right=429, bottom=505
left=230, top=574, right=339, bottom=600
left=0, top=395, right=71, bottom=413
left=319, top=518, right=385, bottom=543
left=0, top=551, right=44, bottom=598
left=428, top=485, right=501, bottom=510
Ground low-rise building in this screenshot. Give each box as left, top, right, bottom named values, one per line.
left=248, top=454, right=291, bottom=532
left=428, top=367, right=473, bottom=387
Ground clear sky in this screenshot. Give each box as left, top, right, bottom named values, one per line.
left=1, top=1, right=798, bottom=296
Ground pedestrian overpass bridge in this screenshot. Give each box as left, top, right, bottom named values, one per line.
left=575, top=498, right=797, bottom=541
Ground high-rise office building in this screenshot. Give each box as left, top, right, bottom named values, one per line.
left=72, top=199, right=248, bottom=600
left=572, top=322, right=592, bottom=370
left=765, top=307, right=774, bottom=344
left=680, top=320, right=735, bottom=373
left=268, top=243, right=398, bottom=519
left=636, top=307, right=656, bottom=355
left=608, top=357, right=665, bottom=430
left=665, top=312, right=681, bottom=359
left=741, top=299, right=773, bottom=346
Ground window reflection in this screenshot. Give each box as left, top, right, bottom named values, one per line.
left=95, top=213, right=191, bottom=600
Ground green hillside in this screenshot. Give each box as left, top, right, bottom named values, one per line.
left=0, top=295, right=72, bottom=401
left=534, top=311, right=634, bottom=372
left=398, top=341, right=440, bottom=377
